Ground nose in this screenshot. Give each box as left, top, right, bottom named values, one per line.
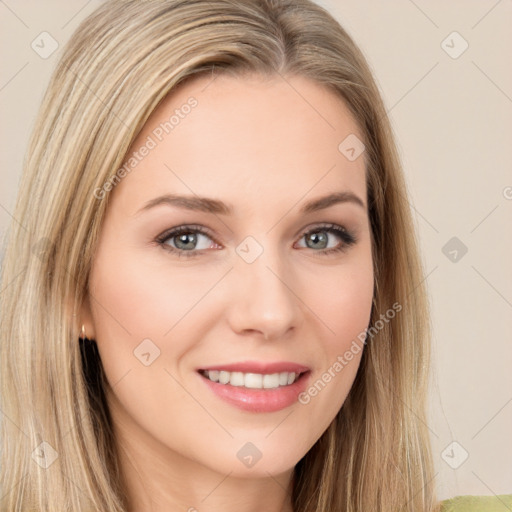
left=225, top=246, right=303, bottom=341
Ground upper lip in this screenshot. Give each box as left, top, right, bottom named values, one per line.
left=198, top=361, right=310, bottom=374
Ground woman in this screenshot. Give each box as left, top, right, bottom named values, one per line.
left=1, top=1, right=510, bottom=511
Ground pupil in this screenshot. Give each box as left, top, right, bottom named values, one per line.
left=175, top=232, right=197, bottom=250
left=307, top=231, right=327, bottom=249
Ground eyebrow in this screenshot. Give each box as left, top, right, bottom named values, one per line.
left=136, top=191, right=366, bottom=216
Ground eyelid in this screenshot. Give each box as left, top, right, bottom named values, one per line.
left=297, top=222, right=352, bottom=239
left=155, top=224, right=217, bottom=244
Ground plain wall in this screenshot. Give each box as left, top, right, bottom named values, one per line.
left=1, top=0, right=511, bottom=501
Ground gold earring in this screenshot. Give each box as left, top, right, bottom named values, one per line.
left=80, top=324, right=86, bottom=341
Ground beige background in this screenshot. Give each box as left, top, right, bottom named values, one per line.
left=1, top=0, right=511, bottom=501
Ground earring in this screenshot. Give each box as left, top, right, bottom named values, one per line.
left=80, top=324, right=87, bottom=341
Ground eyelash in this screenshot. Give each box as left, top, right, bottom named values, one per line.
left=154, top=223, right=357, bottom=258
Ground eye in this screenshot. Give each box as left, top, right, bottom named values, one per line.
left=295, top=224, right=356, bottom=254
left=155, top=225, right=220, bottom=257
left=155, top=222, right=357, bottom=258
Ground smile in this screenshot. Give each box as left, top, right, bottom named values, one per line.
left=197, top=362, right=311, bottom=413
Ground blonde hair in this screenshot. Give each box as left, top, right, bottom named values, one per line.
left=0, top=0, right=439, bottom=510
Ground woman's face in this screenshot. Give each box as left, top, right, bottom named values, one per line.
left=83, top=73, right=373, bottom=481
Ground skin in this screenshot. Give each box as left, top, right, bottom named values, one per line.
left=80, top=73, right=374, bottom=512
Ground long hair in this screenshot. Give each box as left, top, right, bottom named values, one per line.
left=0, top=1, right=439, bottom=510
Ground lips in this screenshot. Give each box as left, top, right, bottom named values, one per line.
left=197, top=361, right=311, bottom=413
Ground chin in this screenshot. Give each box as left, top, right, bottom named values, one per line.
left=196, top=437, right=309, bottom=480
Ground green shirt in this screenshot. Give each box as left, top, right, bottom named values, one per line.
left=441, top=494, right=512, bottom=511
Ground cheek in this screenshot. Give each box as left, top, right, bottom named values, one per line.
left=306, top=255, right=374, bottom=350
left=87, top=247, right=218, bottom=379
left=295, top=255, right=373, bottom=420
left=86, top=249, right=220, bottom=437
left=322, top=276, right=373, bottom=332
left=89, top=245, right=223, bottom=338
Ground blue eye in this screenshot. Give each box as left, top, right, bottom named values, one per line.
left=156, top=225, right=218, bottom=257
left=155, top=223, right=357, bottom=258
left=296, top=224, right=357, bottom=254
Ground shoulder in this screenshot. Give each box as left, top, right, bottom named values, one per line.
left=440, top=494, right=512, bottom=511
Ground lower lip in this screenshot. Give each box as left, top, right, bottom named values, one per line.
left=198, top=372, right=311, bottom=413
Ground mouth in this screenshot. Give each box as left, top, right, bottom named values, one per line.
left=196, top=362, right=311, bottom=413
left=198, top=369, right=306, bottom=389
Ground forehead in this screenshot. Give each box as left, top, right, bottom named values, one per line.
left=110, top=73, right=367, bottom=217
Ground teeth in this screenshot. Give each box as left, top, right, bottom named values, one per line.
left=230, top=372, right=245, bottom=387
left=219, top=371, right=230, bottom=384
left=263, top=374, right=279, bottom=389
left=202, top=370, right=300, bottom=389
left=245, top=373, right=263, bottom=389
